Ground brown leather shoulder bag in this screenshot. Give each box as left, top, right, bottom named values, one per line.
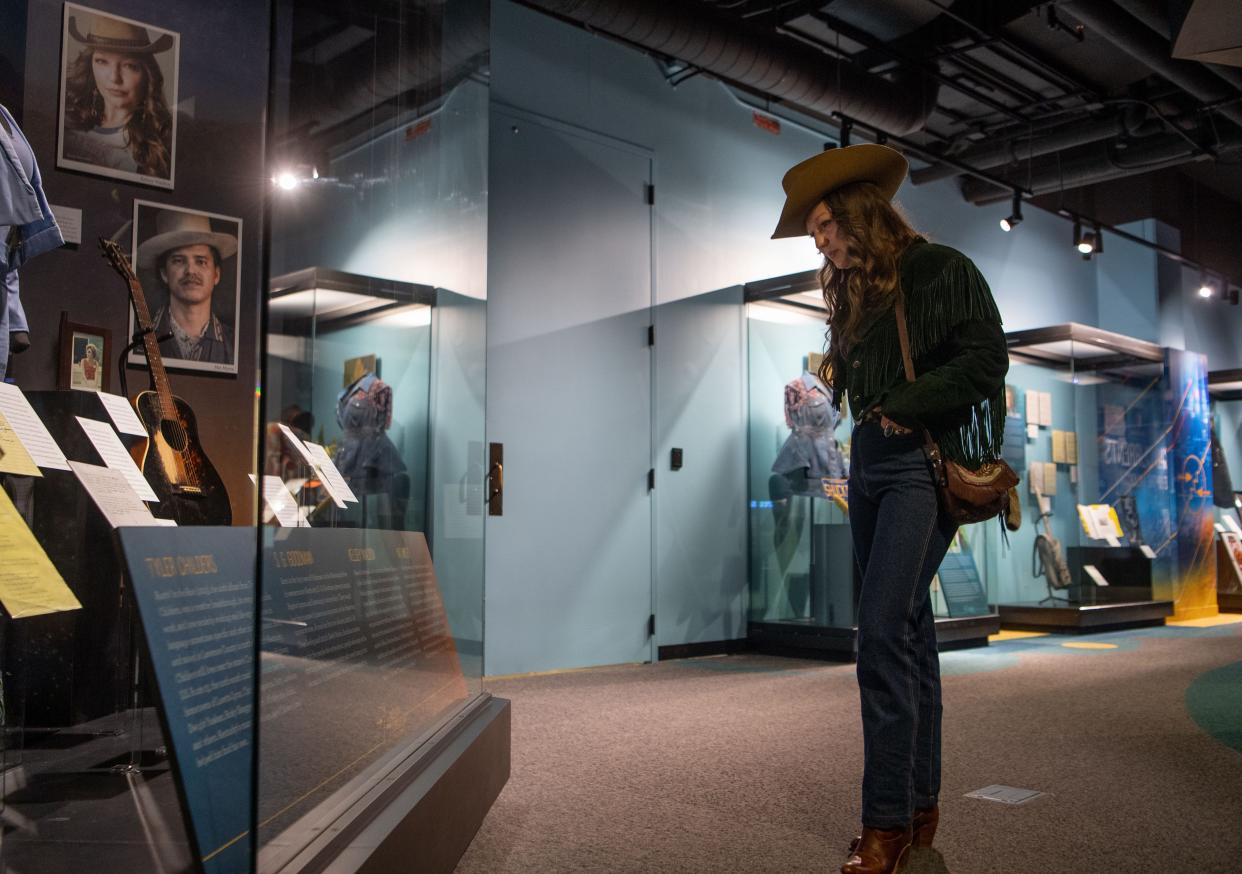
left=893, top=291, right=1019, bottom=526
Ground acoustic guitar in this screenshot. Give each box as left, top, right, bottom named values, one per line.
left=99, top=237, right=232, bottom=525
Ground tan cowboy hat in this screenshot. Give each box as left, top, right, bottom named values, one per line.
left=137, top=210, right=238, bottom=269
left=770, top=144, right=909, bottom=239
left=69, top=14, right=174, bottom=54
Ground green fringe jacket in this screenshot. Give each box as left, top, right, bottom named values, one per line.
left=830, top=240, right=1009, bottom=471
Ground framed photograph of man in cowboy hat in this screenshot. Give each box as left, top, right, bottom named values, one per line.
left=130, top=200, right=241, bottom=374
left=57, top=3, right=180, bottom=188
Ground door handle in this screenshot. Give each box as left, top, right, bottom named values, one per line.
left=486, top=442, right=504, bottom=516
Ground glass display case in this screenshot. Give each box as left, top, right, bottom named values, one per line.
left=1208, top=368, right=1242, bottom=612
left=0, top=1, right=499, bottom=872
left=994, top=323, right=1216, bottom=631
left=744, top=271, right=999, bottom=659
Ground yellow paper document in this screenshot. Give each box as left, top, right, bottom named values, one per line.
left=0, top=411, right=41, bottom=477
left=0, top=488, right=82, bottom=618
left=1051, top=430, right=1067, bottom=464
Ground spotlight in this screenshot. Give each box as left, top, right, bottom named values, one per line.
left=839, top=119, right=852, bottom=148
left=1073, top=219, right=1101, bottom=257
left=1000, top=191, right=1023, bottom=232
left=1198, top=272, right=1213, bottom=298
left=274, top=171, right=299, bottom=191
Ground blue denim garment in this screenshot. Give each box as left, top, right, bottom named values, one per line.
left=1, top=104, right=64, bottom=273
left=848, top=420, right=957, bottom=828
left=0, top=273, right=8, bottom=379
left=6, top=270, right=27, bottom=333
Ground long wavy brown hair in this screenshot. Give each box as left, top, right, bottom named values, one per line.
left=814, top=181, right=921, bottom=389
left=64, top=48, right=172, bottom=178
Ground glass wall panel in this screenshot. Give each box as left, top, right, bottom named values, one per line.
left=988, top=330, right=1213, bottom=616
left=3, top=0, right=267, bottom=870
left=746, top=302, right=855, bottom=631
left=258, top=0, right=488, bottom=867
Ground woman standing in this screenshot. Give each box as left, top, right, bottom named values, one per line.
left=772, top=145, right=1009, bottom=874
left=62, top=15, right=173, bottom=179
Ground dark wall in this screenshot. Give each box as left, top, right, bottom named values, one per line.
left=11, top=0, right=270, bottom=523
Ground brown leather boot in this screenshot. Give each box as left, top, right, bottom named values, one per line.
left=841, top=825, right=912, bottom=874
left=912, top=805, right=939, bottom=847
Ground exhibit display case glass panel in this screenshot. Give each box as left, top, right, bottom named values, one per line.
left=746, top=290, right=856, bottom=635
left=993, top=325, right=1214, bottom=625
left=2, top=0, right=268, bottom=869
left=1208, top=371, right=1242, bottom=608
left=257, top=0, right=489, bottom=869
left=744, top=275, right=1002, bottom=651
left=3, top=0, right=490, bottom=871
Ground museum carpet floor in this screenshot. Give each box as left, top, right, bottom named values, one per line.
left=454, top=616, right=1242, bottom=874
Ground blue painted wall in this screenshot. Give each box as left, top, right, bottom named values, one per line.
left=653, top=288, right=749, bottom=647
left=487, top=0, right=1239, bottom=666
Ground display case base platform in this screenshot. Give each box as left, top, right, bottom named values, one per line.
left=271, top=693, right=510, bottom=874
left=749, top=614, right=1000, bottom=662
left=0, top=696, right=510, bottom=874
left=1218, top=592, right=1242, bottom=613
left=998, top=600, right=1173, bottom=633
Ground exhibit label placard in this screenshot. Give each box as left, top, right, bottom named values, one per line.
left=118, top=526, right=468, bottom=869
left=937, top=542, right=990, bottom=618
left=256, top=528, right=467, bottom=844
left=118, top=527, right=257, bottom=874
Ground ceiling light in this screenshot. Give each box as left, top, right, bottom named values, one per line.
left=1198, top=272, right=1213, bottom=298
left=274, top=171, right=300, bottom=191
left=1000, top=191, right=1023, bottom=232
left=1073, top=219, right=1101, bottom=258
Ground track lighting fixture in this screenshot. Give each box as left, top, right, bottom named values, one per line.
left=839, top=119, right=852, bottom=148
left=1000, top=191, right=1023, bottom=232
left=1198, top=271, right=1214, bottom=298
left=1074, top=220, right=1101, bottom=258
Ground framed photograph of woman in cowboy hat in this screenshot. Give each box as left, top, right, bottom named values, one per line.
left=129, top=200, right=242, bottom=374
left=57, top=3, right=180, bottom=188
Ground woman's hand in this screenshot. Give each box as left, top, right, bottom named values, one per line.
left=879, top=413, right=912, bottom=437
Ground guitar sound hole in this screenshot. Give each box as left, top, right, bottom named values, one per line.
left=160, top=418, right=189, bottom=452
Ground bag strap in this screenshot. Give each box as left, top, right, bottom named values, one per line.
left=892, top=288, right=940, bottom=459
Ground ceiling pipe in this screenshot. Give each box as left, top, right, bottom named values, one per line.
left=286, top=1, right=489, bottom=144
left=1111, top=0, right=1242, bottom=101
left=960, top=130, right=1242, bottom=204
left=517, top=0, right=939, bottom=135
left=911, top=115, right=1163, bottom=185
left=1063, top=0, right=1242, bottom=131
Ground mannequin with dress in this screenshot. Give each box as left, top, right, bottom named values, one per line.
left=335, top=364, right=408, bottom=529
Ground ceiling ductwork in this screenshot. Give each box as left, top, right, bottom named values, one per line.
left=517, top=0, right=939, bottom=135
left=282, top=0, right=489, bottom=147
left=1063, top=0, right=1242, bottom=131
left=1112, top=0, right=1242, bottom=95
left=960, top=129, right=1242, bottom=204
left=911, top=114, right=1163, bottom=186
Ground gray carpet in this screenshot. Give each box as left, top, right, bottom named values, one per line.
left=456, top=625, right=1242, bottom=873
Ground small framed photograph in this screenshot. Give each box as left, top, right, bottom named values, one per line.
left=1223, top=531, right=1242, bottom=593
left=130, top=200, right=242, bottom=375
left=57, top=3, right=180, bottom=188
left=58, top=313, right=112, bottom=392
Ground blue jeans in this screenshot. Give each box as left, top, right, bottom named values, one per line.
left=848, top=420, right=957, bottom=828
